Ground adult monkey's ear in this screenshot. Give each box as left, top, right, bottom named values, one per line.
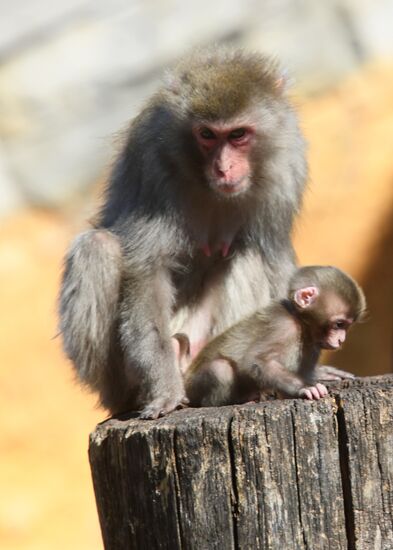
left=274, top=68, right=294, bottom=93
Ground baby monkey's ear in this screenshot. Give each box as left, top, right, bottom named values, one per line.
left=294, top=286, right=319, bottom=308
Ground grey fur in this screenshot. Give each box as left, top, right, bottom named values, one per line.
left=60, top=230, right=122, bottom=389
left=58, top=48, right=307, bottom=417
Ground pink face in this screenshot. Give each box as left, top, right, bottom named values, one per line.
left=294, top=286, right=353, bottom=351
left=321, top=318, right=353, bottom=351
left=193, top=123, right=255, bottom=197
left=321, top=319, right=351, bottom=350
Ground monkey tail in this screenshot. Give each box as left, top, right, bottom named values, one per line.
left=58, top=229, right=122, bottom=389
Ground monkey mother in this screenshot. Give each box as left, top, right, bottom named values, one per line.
left=59, top=48, right=307, bottom=419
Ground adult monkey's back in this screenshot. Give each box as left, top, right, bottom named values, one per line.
left=59, top=48, right=307, bottom=419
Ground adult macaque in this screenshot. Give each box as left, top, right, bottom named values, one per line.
left=185, top=266, right=366, bottom=407
left=59, top=48, right=308, bottom=419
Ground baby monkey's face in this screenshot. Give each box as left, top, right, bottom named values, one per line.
left=292, top=285, right=356, bottom=351
left=318, top=317, right=353, bottom=351
left=313, top=291, right=355, bottom=351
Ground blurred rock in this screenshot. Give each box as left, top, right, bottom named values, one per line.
left=341, top=0, right=393, bottom=58
left=0, top=149, right=25, bottom=216
left=0, top=0, right=253, bottom=210
left=0, top=0, right=392, bottom=214
left=244, top=1, right=360, bottom=91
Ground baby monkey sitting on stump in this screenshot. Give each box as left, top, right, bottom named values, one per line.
left=184, top=266, right=366, bottom=407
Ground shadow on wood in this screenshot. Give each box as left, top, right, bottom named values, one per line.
left=89, top=375, right=393, bottom=550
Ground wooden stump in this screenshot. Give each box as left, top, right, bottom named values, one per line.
left=89, top=375, right=393, bottom=550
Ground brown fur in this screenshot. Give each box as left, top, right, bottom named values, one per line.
left=185, top=266, right=366, bottom=407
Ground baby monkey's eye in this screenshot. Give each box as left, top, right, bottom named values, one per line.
left=333, top=320, right=346, bottom=330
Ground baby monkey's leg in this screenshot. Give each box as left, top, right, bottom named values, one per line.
left=248, top=360, right=328, bottom=401
left=185, top=357, right=236, bottom=407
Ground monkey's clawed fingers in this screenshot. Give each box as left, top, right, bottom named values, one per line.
left=178, top=397, right=190, bottom=408
left=299, top=383, right=329, bottom=401
left=314, top=365, right=356, bottom=381
left=139, top=395, right=190, bottom=420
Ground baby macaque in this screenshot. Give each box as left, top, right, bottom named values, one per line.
left=184, top=266, right=366, bottom=407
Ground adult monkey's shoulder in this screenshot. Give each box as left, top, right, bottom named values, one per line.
left=59, top=47, right=307, bottom=419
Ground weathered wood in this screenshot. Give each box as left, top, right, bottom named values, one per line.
left=89, top=374, right=393, bottom=550
left=335, top=383, right=393, bottom=549
left=230, top=400, right=347, bottom=549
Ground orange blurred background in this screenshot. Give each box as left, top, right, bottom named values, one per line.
left=0, top=7, right=393, bottom=547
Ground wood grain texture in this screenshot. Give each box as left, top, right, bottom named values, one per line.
left=89, top=375, right=393, bottom=550
left=334, top=382, right=393, bottom=549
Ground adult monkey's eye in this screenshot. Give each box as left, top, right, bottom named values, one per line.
left=199, top=127, right=216, bottom=140
left=229, top=128, right=246, bottom=139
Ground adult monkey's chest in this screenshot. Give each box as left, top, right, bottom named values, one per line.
left=171, top=249, right=231, bottom=310
left=181, top=190, right=247, bottom=260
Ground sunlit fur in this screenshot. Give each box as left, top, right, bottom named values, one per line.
left=185, top=266, right=366, bottom=407
left=289, top=265, right=367, bottom=322
left=59, top=48, right=308, bottom=418
left=164, top=49, right=282, bottom=121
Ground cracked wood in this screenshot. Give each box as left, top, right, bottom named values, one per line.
left=89, top=374, right=393, bottom=550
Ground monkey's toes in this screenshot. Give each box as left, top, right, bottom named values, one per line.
left=138, top=407, right=160, bottom=420
left=299, top=388, right=314, bottom=400
left=180, top=396, right=190, bottom=406
left=299, top=383, right=328, bottom=400
left=139, top=395, right=189, bottom=420
left=315, top=365, right=355, bottom=381
left=315, top=382, right=328, bottom=397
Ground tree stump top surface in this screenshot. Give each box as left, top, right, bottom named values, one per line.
left=92, top=374, right=393, bottom=437
left=89, top=374, right=393, bottom=550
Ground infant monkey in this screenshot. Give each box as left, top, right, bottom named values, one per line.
left=184, top=266, right=366, bottom=407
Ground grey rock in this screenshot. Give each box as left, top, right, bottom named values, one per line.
left=0, top=0, right=391, bottom=214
